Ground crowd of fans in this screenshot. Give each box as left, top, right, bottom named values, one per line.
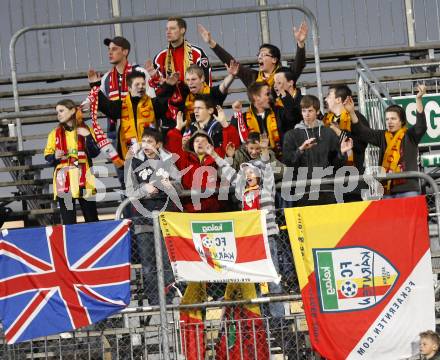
left=40, top=16, right=436, bottom=357
left=43, top=13, right=428, bottom=284
left=43, top=16, right=429, bottom=225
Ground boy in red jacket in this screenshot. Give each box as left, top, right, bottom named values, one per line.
left=166, top=110, right=224, bottom=212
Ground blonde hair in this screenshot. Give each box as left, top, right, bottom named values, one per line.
left=420, top=330, right=440, bottom=348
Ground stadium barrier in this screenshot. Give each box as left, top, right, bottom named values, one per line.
left=113, top=171, right=440, bottom=359
left=1, top=171, right=438, bottom=359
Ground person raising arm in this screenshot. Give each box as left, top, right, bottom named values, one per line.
left=346, top=84, right=427, bottom=197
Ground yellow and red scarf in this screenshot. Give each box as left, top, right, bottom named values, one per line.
left=164, top=39, right=194, bottom=120
left=323, top=110, right=354, bottom=164
left=274, top=88, right=297, bottom=108
left=119, top=94, right=155, bottom=159
left=256, top=64, right=280, bottom=88
left=322, top=110, right=352, bottom=131
left=108, top=62, right=133, bottom=101
left=55, top=125, right=87, bottom=195
left=184, top=83, right=211, bottom=126
left=245, top=108, right=281, bottom=154
left=382, top=127, right=407, bottom=194
left=165, top=39, right=193, bottom=79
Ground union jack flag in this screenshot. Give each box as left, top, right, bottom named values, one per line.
left=0, top=220, right=131, bottom=344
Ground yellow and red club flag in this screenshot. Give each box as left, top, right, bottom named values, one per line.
left=285, top=196, right=435, bottom=360
left=159, top=210, right=279, bottom=283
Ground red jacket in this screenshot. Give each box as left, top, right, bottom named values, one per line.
left=151, top=43, right=212, bottom=122
left=166, top=128, right=223, bottom=213
left=165, top=121, right=240, bottom=159
left=153, top=43, right=211, bottom=86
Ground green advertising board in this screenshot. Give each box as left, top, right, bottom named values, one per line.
left=392, top=94, right=440, bottom=147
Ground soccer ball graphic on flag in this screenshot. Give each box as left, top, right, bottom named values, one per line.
left=340, top=280, right=358, bottom=298
left=201, top=234, right=214, bottom=248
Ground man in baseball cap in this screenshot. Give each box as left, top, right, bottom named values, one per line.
left=85, top=35, right=154, bottom=218
left=104, top=36, right=130, bottom=53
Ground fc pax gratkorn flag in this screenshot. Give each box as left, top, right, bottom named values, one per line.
left=285, top=196, right=435, bottom=360
left=0, top=220, right=131, bottom=344
left=159, top=210, right=279, bottom=283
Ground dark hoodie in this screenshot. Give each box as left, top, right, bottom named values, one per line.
left=125, top=147, right=182, bottom=213
left=282, top=120, right=346, bottom=195
left=283, top=120, right=345, bottom=170
left=166, top=128, right=224, bottom=212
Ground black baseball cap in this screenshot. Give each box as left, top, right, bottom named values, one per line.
left=103, top=36, right=131, bottom=52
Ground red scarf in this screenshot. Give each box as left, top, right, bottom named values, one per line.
left=55, top=125, right=86, bottom=194
left=87, top=86, right=124, bottom=168
left=108, top=62, right=133, bottom=101
left=235, top=111, right=249, bottom=143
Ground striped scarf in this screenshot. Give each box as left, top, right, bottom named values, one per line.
left=235, top=111, right=249, bottom=143
left=323, top=110, right=353, bottom=164
left=245, top=108, right=281, bottom=155
left=184, top=83, right=211, bottom=126
left=322, top=109, right=352, bottom=132
left=55, top=124, right=86, bottom=194
left=164, top=40, right=193, bottom=120
left=87, top=86, right=124, bottom=168
left=108, top=62, right=133, bottom=101
left=382, top=127, right=407, bottom=194
left=256, top=64, right=280, bottom=88
left=165, top=39, right=193, bottom=78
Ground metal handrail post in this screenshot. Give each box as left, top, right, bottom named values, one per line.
left=356, top=68, right=389, bottom=108
left=357, top=70, right=367, bottom=116
left=301, top=6, right=324, bottom=111
left=115, top=197, right=131, bottom=220
left=153, top=211, right=170, bottom=360
left=356, top=59, right=394, bottom=106
left=9, top=3, right=322, bottom=150
left=357, top=59, right=393, bottom=100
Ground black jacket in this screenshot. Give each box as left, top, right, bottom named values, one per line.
left=212, top=43, right=306, bottom=88
left=352, top=110, right=427, bottom=194
left=283, top=120, right=346, bottom=181
left=125, top=148, right=182, bottom=213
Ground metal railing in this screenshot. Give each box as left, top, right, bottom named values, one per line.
left=9, top=4, right=323, bottom=151
left=1, top=172, right=437, bottom=359
left=116, top=171, right=440, bottom=240
left=356, top=58, right=394, bottom=127
left=114, top=171, right=440, bottom=359
left=356, top=59, right=397, bottom=198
